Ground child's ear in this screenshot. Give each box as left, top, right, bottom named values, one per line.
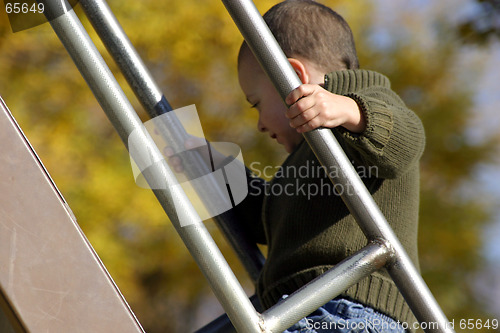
left=288, top=58, right=310, bottom=84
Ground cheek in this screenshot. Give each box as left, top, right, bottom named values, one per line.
left=261, top=101, right=287, bottom=126
left=271, top=101, right=288, bottom=123
left=271, top=111, right=290, bottom=132
left=265, top=86, right=287, bottom=112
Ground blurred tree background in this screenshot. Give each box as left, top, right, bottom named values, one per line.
left=0, top=0, right=499, bottom=332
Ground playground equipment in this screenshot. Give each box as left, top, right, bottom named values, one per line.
left=0, top=0, right=455, bottom=332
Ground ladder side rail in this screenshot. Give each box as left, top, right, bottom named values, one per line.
left=39, top=2, right=262, bottom=332
left=220, top=1, right=454, bottom=332
left=77, top=0, right=265, bottom=284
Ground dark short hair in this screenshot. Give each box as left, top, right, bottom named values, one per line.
left=240, top=0, right=359, bottom=71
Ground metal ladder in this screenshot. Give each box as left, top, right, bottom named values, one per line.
left=3, top=0, right=455, bottom=332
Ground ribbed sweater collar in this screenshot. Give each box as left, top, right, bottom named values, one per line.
left=324, top=69, right=391, bottom=95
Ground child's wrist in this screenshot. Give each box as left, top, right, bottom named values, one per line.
left=342, top=96, right=366, bottom=133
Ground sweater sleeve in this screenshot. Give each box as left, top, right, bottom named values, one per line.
left=326, top=70, right=425, bottom=179
left=226, top=167, right=267, bottom=244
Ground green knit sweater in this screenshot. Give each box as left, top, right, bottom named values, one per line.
left=236, top=69, right=425, bottom=326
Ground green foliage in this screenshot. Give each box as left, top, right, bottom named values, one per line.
left=457, top=0, right=500, bottom=45
left=0, top=0, right=498, bottom=332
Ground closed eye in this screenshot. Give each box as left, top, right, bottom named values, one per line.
left=246, top=97, right=259, bottom=110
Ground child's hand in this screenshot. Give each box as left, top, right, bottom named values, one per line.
left=284, top=84, right=366, bottom=134
left=163, top=137, right=203, bottom=173
left=164, top=136, right=227, bottom=173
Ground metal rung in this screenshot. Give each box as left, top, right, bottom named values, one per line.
left=259, top=241, right=392, bottom=332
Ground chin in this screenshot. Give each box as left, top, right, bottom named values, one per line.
left=284, top=138, right=303, bottom=153
left=284, top=143, right=295, bottom=154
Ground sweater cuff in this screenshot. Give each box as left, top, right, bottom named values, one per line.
left=338, top=93, right=393, bottom=155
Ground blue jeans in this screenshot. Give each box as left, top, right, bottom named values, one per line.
left=282, top=298, right=406, bottom=333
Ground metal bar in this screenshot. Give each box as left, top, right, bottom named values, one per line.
left=39, top=2, right=262, bottom=332
left=78, top=0, right=265, bottom=284
left=261, top=241, right=391, bottom=333
left=221, top=1, right=454, bottom=332
left=78, top=1, right=170, bottom=117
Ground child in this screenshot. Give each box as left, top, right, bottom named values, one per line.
left=168, top=0, right=424, bottom=331
left=234, top=0, right=425, bottom=332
